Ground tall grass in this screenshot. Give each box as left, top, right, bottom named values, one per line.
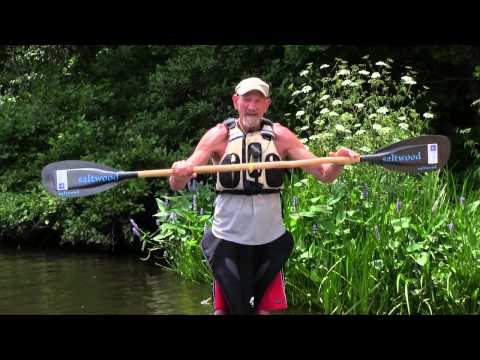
left=282, top=166, right=480, bottom=314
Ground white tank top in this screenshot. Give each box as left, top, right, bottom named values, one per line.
left=211, top=193, right=286, bottom=245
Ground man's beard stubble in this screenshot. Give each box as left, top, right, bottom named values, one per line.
left=242, top=115, right=262, bottom=132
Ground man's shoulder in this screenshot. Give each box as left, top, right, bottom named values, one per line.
left=272, top=122, right=301, bottom=157
left=202, top=122, right=228, bottom=143
left=272, top=122, right=294, bottom=139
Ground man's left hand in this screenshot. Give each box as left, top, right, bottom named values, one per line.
left=329, top=147, right=360, bottom=162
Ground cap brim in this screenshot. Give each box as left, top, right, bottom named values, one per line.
left=237, top=86, right=268, bottom=97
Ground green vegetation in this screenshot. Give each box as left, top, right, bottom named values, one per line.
left=139, top=57, right=480, bottom=314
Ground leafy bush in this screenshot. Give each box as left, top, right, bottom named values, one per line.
left=0, top=45, right=294, bottom=248
left=287, top=56, right=434, bottom=155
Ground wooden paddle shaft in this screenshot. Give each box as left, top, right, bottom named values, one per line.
left=137, top=156, right=359, bottom=178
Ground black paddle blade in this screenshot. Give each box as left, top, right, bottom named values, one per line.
left=41, top=160, right=136, bottom=198
left=360, top=135, right=451, bottom=174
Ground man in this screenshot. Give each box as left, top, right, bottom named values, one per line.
left=169, top=77, right=359, bottom=315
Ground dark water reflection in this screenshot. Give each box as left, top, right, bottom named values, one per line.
left=0, top=248, right=312, bottom=315
left=0, top=248, right=213, bottom=315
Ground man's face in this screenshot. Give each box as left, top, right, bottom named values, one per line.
left=232, top=90, right=271, bottom=132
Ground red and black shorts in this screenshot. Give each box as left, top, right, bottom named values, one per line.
left=201, top=230, right=293, bottom=314
left=212, top=270, right=287, bottom=312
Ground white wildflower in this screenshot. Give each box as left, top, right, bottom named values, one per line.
left=399, top=123, right=409, bottom=130
left=296, top=110, right=305, bottom=118
left=322, top=133, right=335, bottom=139
left=301, top=85, right=312, bottom=93
left=320, top=108, right=330, bottom=114
left=335, top=124, right=346, bottom=132
left=368, top=114, right=377, bottom=119
left=376, top=106, right=389, bottom=114
left=379, top=127, right=391, bottom=134
left=341, top=79, right=352, bottom=86
left=398, top=115, right=407, bottom=121
left=300, top=125, right=310, bottom=131
left=340, top=113, right=354, bottom=122
left=372, top=123, right=382, bottom=131
left=320, top=94, right=330, bottom=101
left=300, top=70, right=309, bottom=77
left=423, top=112, right=434, bottom=119
left=329, top=111, right=339, bottom=117
left=375, top=61, right=391, bottom=68
left=358, top=70, right=370, bottom=76
left=354, top=103, right=365, bottom=109
left=401, top=76, right=416, bottom=85
left=332, top=99, right=342, bottom=106
left=337, top=69, right=350, bottom=76
left=371, top=72, right=381, bottom=79
left=354, top=129, right=366, bottom=136
left=320, top=64, right=330, bottom=69
left=291, top=90, right=301, bottom=97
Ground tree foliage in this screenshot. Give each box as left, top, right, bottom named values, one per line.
left=0, top=45, right=478, bottom=250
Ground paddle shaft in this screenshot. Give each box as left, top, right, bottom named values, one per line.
left=137, top=156, right=360, bottom=178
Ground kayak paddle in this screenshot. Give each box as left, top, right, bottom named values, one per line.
left=41, top=135, right=451, bottom=198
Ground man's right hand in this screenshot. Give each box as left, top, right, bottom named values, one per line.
left=171, top=160, right=196, bottom=178
left=170, top=160, right=197, bottom=190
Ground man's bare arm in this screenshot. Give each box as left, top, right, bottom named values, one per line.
left=273, top=123, right=352, bottom=183
left=169, top=124, right=227, bottom=191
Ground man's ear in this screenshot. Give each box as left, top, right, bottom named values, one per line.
left=232, top=94, right=239, bottom=110
left=266, top=97, right=272, bottom=108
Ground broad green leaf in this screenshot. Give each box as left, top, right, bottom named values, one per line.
left=406, top=242, right=424, bottom=253
left=413, top=252, right=429, bottom=266
left=468, top=200, right=480, bottom=214
left=309, top=205, right=333, bottom=214
left=319, top=220, right=337, bottom=234
left=298, top=211, right=316, bottom=218
left=310, top=196, right=323, bottom=203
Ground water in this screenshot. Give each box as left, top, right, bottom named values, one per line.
left=0, top=248, right=312, bottom=315
left=0, top=248, right=213, bottom=315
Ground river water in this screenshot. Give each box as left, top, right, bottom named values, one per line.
left=0, top=248, right=310, bottom=315
left=0, top=248, right=214, bottom=315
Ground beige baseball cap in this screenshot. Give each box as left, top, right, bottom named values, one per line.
left=235, top=77, right=270, bottom=97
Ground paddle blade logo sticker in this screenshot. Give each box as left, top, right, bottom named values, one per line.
left=428, top=143, right=438, bottom=164
left=56, top=170, right=68, bottom=190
